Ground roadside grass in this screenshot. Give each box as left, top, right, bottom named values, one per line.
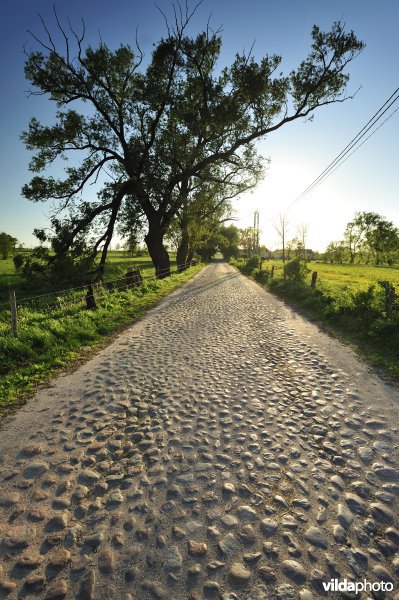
left=234, top=258, right=399, bottom=382
left=0, top=263, right=203, bottom=412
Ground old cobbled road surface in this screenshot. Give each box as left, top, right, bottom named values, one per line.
left=1, top=263, right=399, bottom=600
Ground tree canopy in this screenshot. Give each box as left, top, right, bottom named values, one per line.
left=0, top=233, right=18, bottom=260
left=22, top=5, right=364, bottom=277
left=327, top=211, right=399, bottom=265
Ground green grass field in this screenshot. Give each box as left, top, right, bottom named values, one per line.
left=262, top=259, right=399, bottom=289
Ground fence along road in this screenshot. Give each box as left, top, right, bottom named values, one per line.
left=0, top=262, right=398, bottom=600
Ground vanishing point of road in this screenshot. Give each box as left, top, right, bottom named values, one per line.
left=0, top=263, right=398, bottom=600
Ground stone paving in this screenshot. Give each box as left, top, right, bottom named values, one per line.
left=0, top=262, right=398, bottom=600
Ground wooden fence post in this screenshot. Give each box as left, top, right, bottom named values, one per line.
left=86, top=284, right=97, bottom=310
left=311, top=271, right=318, bottom=288
left=271, top=265, right=274, bottom=278
left=9, top=290, right=18, bottom=337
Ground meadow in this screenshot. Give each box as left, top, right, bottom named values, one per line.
left=0, top=252, right=202, bottom=412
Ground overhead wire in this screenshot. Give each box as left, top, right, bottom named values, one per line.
left=289, top=87, right=399, bottom=208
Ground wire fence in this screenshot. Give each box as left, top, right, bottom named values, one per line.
left=1, top=261, right=199, bottom=337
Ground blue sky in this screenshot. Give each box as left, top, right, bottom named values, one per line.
left=0, top=0, right=398, bottom=251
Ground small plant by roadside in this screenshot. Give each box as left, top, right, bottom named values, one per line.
left=283, top=257, right=310, bottom=282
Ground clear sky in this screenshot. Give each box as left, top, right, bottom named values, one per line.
left=0, top=0, right=398, bottom=252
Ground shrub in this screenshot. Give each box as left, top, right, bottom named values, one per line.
left=283, top=258, right=310, bottom=282
left=254, top=269, right=269, bottom=285
left=13, top=253, right=24, bottom=272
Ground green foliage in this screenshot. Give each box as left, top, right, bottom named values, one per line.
left=340, top=211, right=399, bottom=265
left=218, top=225, right=240, bottom=261
left=13, top=254, right=24, bottom=272
left=21, top=11, right=364, bottom=273
left=0, top=232, right=18, bottom=260
left=254, top=269, right=270, bottom=285
left=283, top=257, right=310, bottom=282
left=237, top=255, right=261, bottom=274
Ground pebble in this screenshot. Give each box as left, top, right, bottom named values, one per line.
left=218, top=532, right=238, bottom=555
left=83, top=530, right=105, bottom=548
left=25, top=574, right=46, bottom=592
left=281, top=560, right=307, bottom=583
left=370, top=502, right=394, bottom=523
left=142, top=579, right=166, bottom=599
left=337, top=504, right=354, bottom=527
left=261, top=518, right=278, bottom=537
left=44, top=579, right=68, bottom=599
left=188, top=540, right=207, bottom=556
left=23, top=461, right=49, bottom=478
left=0, top=491, right=20, bottom=506
left=164, top=546, right=183, bottom=571
left=236, top=504, right=257, bottom=521
left=304, top=526, right=328, bottom=549
left=78, top=469, right=101, bottom=485
left=221, top=514, right=239, bottom=528
left=48, top=548, right=71, bottom=568
left=229, top=562, right=251, bottom=583
left=98, top=548, right=115, bottom=574
left=47, top=512, right=68, bottom=530
left=3, top=526, right=33, bottom=548
left=344, top=492, right=367, bottom=515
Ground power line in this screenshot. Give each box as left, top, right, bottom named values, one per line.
left=321, top=105, right=399, bottom=182
left=289, top=87, right=399, bottom=207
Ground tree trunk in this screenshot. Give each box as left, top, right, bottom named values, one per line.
left=144, top=220, right=171, bottom=278
left=176, top=190, right=190, bottom=272
left=176, top=230, right=190, bottom=271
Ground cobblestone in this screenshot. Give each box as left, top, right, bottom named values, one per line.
left=0, top=263, right=398, bottom=599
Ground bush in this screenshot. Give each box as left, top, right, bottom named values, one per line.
left=245, top=255, right=261, bottom=271
left=13, top=253, right=24, bottom=272
left=254, top=269, right=269, bottom=285
left=283, top=258, right=310, bottom=282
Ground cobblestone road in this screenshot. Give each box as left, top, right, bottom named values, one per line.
left=0, top=263, right=399, bottom=600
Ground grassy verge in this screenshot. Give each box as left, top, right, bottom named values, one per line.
left=232, top=260, right=399, bottom=383
left=0, top=264, right=204, bottom=413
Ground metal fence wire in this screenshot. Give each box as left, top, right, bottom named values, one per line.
left=1, top=261, right=198, bottom=337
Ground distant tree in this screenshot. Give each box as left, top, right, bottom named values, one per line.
left=123, top=233, right=139, bottom=257
left=22, top=9, right=364, bottom=277
left=324, top=240, right=346, bottom=263
left=296, top=224, right=308, bottom=260
left=274, top=214, right=289, bottom=263
left=239, top=227, right=255, bottom=257
left=344, top=219, right=363, bottom=263
left=346, top=212, right=399, bottom=265
left=219, top=225, right=240, bottom=261
left=366, top=219, right=399, bottom=264
left=0, top=232, right=18, bottom=259
left=289, top=237, right=305, bottom=259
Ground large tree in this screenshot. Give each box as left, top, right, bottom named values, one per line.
left=22, top=6, right=364, bottom=277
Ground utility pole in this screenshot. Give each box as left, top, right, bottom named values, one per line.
left=253, top=210, right=260, bottom=255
